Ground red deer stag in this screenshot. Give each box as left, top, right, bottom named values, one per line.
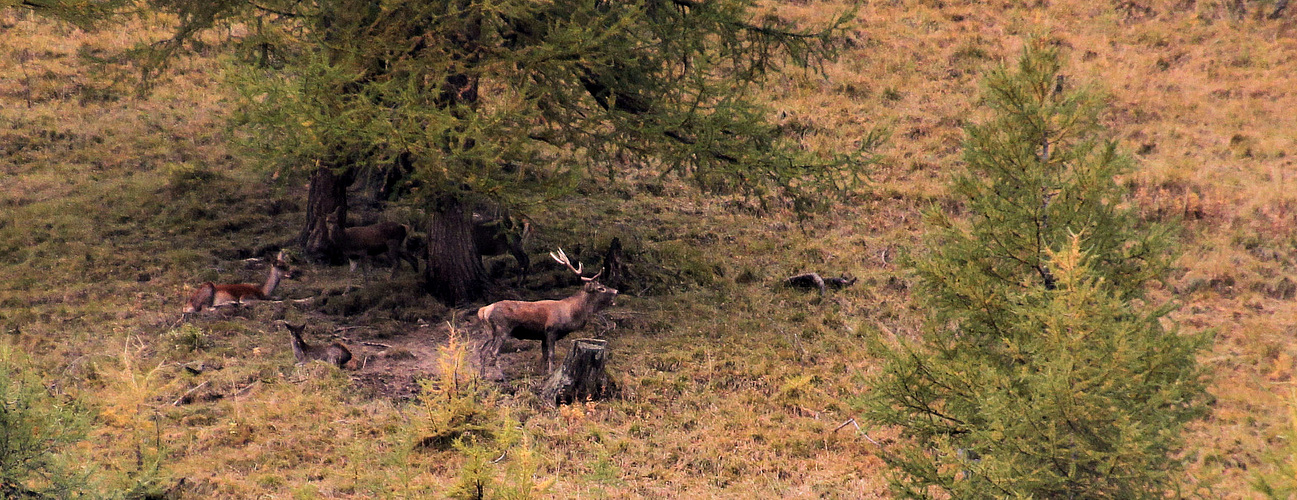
left=326, top=213, right=420, bottom=278
left=183, top=250, right=293, bottom=314
left=283, top=322, right=352, bottom=369
left=477, top=249, right=618, bottom=381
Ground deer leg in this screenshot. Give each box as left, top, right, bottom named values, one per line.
left=403, top=251, right=421, bottom=274
left=511, top=246, right=530, bottom=287
left=343, top=259, right=359, bottom=294
left=482, top=330, right=507, bottom=382
left=478, top=322, right=506, bottom=381
left=388, top=246, right=401, bottom=278
left=359, top=258, right=371, bottom=285
left=541, top=330, right=556, bottom=374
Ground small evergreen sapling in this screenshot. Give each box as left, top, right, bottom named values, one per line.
left=864, top=40, right=1210, bottom=498
left=0, top=347, right=91, bottom=497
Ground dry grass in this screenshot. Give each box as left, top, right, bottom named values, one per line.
left=2, top=1, right=1296, bottom=497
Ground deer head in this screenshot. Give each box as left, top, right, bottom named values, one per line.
left=552, top=247, right=615, bottom=307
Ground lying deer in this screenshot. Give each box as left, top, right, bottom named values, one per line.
left=326, top=213, right=420, bottom=278
left=183, top=250, right=293, bottom=314
left=477, top=248, right=619, bottom=381
left=283, top=322, right=352, bottom=369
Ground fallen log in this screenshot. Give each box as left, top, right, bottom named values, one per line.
left=785, top=272, right=857, bottom=295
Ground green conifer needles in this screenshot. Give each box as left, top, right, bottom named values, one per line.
left=864, top=40, right=1210, bottom=499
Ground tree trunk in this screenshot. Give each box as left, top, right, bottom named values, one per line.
left=425, top=196, right=488, bottom=304
left=541, top=338, right=617, bottom=406
left=300, top=166, right=354, bottom=260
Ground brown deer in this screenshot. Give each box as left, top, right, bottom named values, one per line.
left=183, top=250, right=293, bottom=314
left=326, top=213, right=420, bottom=278
left=472, top=212, right=532, bottom=286
left=283, top=322, right=352, bottom=369
left=477, top=248, right=618, bottom=381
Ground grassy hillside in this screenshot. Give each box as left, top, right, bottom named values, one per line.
left=2, top=1, right=1295, bottom=497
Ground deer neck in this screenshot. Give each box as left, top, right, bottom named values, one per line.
left=329, top=221, right=350, bottom=248
left=565, top=290, right=597, bottom=321
left=262, top=265, right=286, bottom=297
left=287, top=328, right=308, bottom=362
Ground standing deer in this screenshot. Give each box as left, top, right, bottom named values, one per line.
left=183, top=250, right=293, bottom=314
left=472, top=212, right=532, bottom=286
left=326, top=213, right=420, bottom=278
left=477, top=249, right=618, bottom=381
left=283, top=322, right=352, bottom=369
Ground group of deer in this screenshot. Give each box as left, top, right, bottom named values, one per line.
left=180, top=250, right=352, bottom=367
left=182, top=217, right=618, bottom=380
left=321, top=211, right=531, bottom=284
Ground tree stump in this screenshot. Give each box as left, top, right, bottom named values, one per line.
left=540, top=339, right=617, bottom=406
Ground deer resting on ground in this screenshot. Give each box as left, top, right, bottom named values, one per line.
left=326, top=213, right=419, bottom=278
left=183, top=250, right=293, bottom=314
left=477, top=249, right=618, bottom=381
left=283, top=322, right=352, bottom=369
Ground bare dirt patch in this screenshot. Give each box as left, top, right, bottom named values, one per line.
left=333, top=310, right=583, bottom=400
left=345, top=322, right=451, bottom=400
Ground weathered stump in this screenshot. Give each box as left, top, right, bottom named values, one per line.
left=540, top=339, right=618, bottom=406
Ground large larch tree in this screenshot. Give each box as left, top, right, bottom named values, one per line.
left=134, top=0, right=868, bottom=304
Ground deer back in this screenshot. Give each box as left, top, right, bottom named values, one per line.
left=325, top=343, right=353, bottom=368
left=481, top=299, right=564, bottom=334
left=215, top=283, right=267, bottom=302
left=336, top=222, right=408, bottom=255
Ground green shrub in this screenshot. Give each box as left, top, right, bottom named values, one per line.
left=0, top=345, right=91, bottom=497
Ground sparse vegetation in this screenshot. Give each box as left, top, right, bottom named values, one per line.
left=2, top=1, right=1296, bottom=497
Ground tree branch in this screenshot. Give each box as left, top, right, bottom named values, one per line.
left=668, top=0, right=835, bottom=40
left=249, top=2, right=299, bottom=18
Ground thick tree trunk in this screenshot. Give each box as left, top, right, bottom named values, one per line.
left=300, top=166, right=355, bottom=260
left=541, top=338, right=617, bottom=406
left=424, top=196, right=488, bottom=304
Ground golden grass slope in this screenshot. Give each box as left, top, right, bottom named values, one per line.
left=0, top=0, right=1295, bottom=497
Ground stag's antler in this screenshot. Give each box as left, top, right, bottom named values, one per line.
left=551, top=248, right=604, bottom=282
left=550, top=248, right=583, bottom=276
